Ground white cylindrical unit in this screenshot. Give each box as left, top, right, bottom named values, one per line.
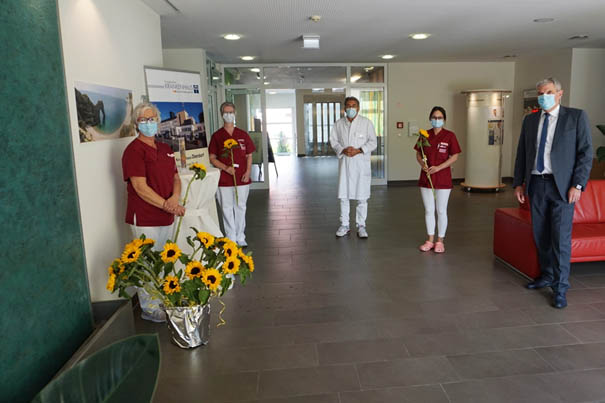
left=461, top=89, right=511, bottom=191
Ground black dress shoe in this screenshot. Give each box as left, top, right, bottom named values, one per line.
left=553, top=294, right=568, bottom=309
left=526, top=279, right=553, bottom=290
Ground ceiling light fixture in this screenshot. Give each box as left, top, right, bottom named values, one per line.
left=569, top=35, right=589, bottom=40
left=410, top=33, right=431, bottom=40
left=264, top=81, right=270, bottom=85
left=302, top=35, right=320, bottom=49
left=240, top=56, right=255, bottom=61
left=223, top=34, right=241, bottom=40
left=309, top=15, right=321, bottom=22
left=381, top=54, right=395, bottom=60
left=249, top=68, right=260, bottom=73
left=533, top=18, right=555, bottom=23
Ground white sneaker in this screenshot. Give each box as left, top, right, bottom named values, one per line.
left=357, top=226, right=368, bottom=239
left=336, top=226, right=350, bottom=237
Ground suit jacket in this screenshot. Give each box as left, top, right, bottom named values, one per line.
left=513, top=105, right=593, bottom=201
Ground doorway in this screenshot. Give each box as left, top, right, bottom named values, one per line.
left=302, top=92, right=345, bottom=156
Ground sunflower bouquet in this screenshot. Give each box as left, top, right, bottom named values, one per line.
left=222, top=138, right=241, bottom=203
left=416, top=129, right=436, bottom=199
left=106, top=229, right=254, bottom=309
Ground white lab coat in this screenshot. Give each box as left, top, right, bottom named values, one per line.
left=329, top=115, right=377, bottom=200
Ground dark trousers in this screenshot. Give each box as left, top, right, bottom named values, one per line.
left=528, top=175, right=575, bottom=294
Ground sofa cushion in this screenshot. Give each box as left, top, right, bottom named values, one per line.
left=573, top=180, right=605, bottom=224
left=571, top=223, right=605, bottom=259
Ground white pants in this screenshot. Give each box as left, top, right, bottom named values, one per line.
left=217, top=185, right=250, bottom=244
left=339, top=198, right=368, bottom=228
left=130, top=220, right=172, bottom=322
left=420, top=188, right=451, bottom=238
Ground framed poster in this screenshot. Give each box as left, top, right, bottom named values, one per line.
left=144, top=67, right=209, bottom=167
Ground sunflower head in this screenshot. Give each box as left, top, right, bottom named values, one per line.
left=419, top=129, right=429, bottom=138
left=190, top=162, right=207, bottom=172
left=222, top=257, right=240, bottom=275
left=240, top=253, right=255, bottom=272
left=222, top=241, right=239, bottom=259
left=111, top=259, right=126, bottom=274
left=202, top=268, right=222, bottom=292
left=197, top=232, right=215, bottom=248
left=128, top=238, right=144, bottom=249
left=106, top=273, right=116, bottom=292
left=121, top=244, right=142, bottom=264
left=163, top=275, right=181, bottom=294
left=160, top=242, right=182, bottom=263
left=185, top=261, right=205, bottom=280
left=142, top=238, right=155, bottom=246
left=224, top=138, right=239, bottom=149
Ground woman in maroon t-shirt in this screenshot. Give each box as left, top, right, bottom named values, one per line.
left=414, top=106, right=462, bottom=253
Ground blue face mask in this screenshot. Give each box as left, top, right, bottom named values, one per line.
left=346, top=108, right=357, bottom=119
left=138, top=122, right=158, bottom=137
left=431, top=119, right=444, bottom=128
left=538, top=94, right=556, bottom=110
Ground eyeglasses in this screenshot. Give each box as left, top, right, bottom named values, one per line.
left=137, top=117, right=159, bottom=124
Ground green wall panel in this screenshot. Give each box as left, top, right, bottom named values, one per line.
left=0, top=1, right=93, bottom=401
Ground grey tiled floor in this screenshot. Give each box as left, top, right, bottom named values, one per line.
left=136, top=156, right=605, bottom=403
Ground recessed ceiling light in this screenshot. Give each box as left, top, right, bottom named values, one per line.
left=569, top=34, right=589, bottom=40
left=223, top=34, right=241, bottom=40
left=533, top=18, right=555, bottom=23
left=264, top=81, right=270, bottom=85
left=381, top=54, right=395, bottom=60
left=240, top=56, right=255, bottom=61
left=410, top=33, right=431, bottom=40
left=249, top=68, right=260, bottom=73
left=364, top=66, right=375, bottom=72
left=303, top=35, right=320, bottom=49
left=309, top=15, right=321, bottom=22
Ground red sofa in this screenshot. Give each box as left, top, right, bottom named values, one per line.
left=494, top=180, right=605, bottom=279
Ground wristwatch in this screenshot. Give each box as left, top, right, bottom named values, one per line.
left=575, top=184, right=583, bottom=191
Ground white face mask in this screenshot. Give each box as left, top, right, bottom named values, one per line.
left=223, top=113, right=235, bottom=124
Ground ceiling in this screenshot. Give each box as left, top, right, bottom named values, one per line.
left=145, top=0, right=605, bottom=63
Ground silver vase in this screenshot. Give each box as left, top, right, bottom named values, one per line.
left=164, top=304, right=210, bottom=348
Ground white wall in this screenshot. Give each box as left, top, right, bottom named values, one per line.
left=387, top=62, right=515, bottom=181
left=58, top=0, right=163, bottom=301
left=511, top=49, right=573, bottom=171
left=570, top=48, right=605, bottom=153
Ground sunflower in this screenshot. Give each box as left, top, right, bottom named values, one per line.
left=222, top=257, right=240, bottom=275
left=185, top=261, right=204, bottom=280
left=222, top=241, right=239, bottom=259
left=128, top=238, right=144, bottom=249
left=160, top=242, right=182, bottom=263
left=121, top=244, right=141, bottom=264
left=163, top=275, right=181, bottom=294
left=224, top=138, right=239, bottom=149
left=240, top=253, right=255, bottom=272
left=419, top=129, right=429, bottom=138
left=196, top=232, right=215, bottom=248
left=110, top=259, right=126, bottom=274
left=106, top=273, right=116, bottom=292
left=202, top=268, right=222, bottom=292
left=142, top=238, right=155, bottom=246
left=190, top=162, right=207, bottom=172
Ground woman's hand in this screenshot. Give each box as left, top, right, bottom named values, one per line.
left=242, top=171, right=250, bottom=183
left=427, top=165, right=441, bottom=175
left=164, top=194, right=180, bottom=212
left=224, top=166, right=236, bottom=176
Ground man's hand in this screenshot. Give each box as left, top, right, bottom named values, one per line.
left=224, top=166, right=235, bottom=176
left=568, top=187, right=581, bottom=204
left=514, top=186, right=525, bottom=204
left=343, top=147, right=362, bottom=157
left=242, top=171, right=250, bottom=183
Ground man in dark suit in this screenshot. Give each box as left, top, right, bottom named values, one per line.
left=513, top=77, right=593, bottom=309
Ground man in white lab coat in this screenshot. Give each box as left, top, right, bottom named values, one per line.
left=329, top=96, right=377, bottom=238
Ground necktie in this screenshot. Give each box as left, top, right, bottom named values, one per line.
left=536, top=113, right=549, bottom=173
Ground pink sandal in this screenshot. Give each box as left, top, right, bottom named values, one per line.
left=419, top=241, right=434, bottom=252
left=434, top=241, right=445, bottom=253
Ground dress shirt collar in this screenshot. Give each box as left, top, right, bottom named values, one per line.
left=541, top=104, right=560, bottom=119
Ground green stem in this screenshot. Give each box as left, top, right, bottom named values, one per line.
left=173, top=175, right=195, bottom=242
left=420, top=142, right=436, bottom=200
left=230, top=150, right=239, bottom=204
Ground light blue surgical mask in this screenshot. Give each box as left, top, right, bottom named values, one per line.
left=138, top=121, right=158, bottom=137
left=430, top=119, right=444, bottom=128
left=538, top=94, right=556, bottom=110
left=346, top=108, right=357, bottom=119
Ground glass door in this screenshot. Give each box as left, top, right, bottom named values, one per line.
left=351, top=87, right=385, bottom=182
left=302, top=93, right=344, bottom=156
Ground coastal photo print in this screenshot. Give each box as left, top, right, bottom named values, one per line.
left=74, top=81, right=135, bottom=143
